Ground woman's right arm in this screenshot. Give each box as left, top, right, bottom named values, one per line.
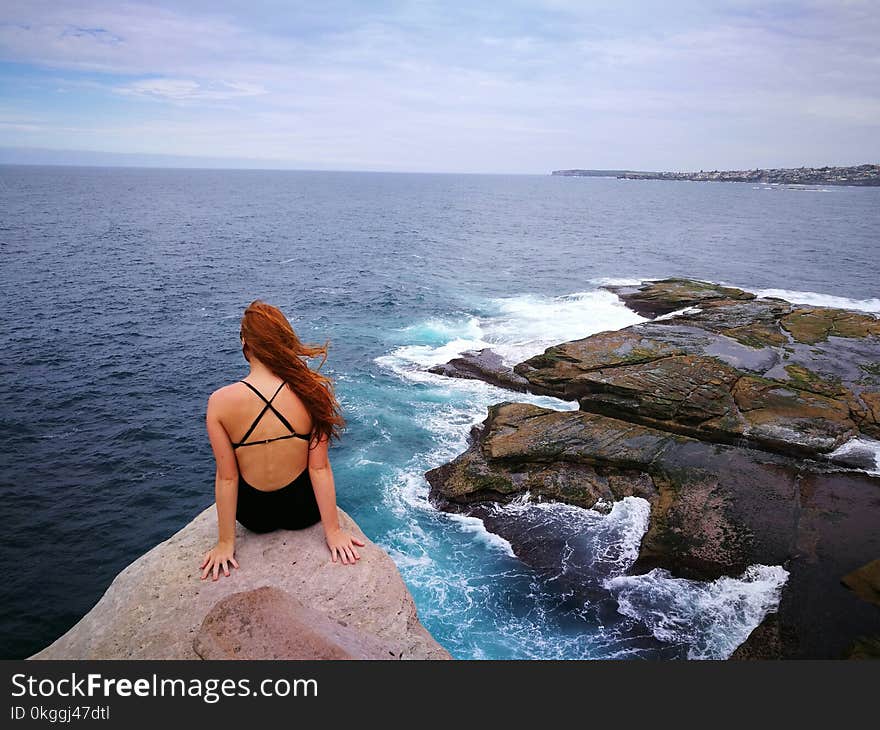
left=308, top=433, right=365, bottom=565
left=201, top=389, right=241, bottom=581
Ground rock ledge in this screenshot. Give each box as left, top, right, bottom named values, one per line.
left=30, top=506, right=450, bottom=660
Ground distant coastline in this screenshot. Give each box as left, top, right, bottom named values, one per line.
left=552, top=164, right=880, bottom=186
left=550, top=168, right=650, bottom=177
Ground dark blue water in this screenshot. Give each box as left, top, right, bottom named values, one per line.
left=2, top=166, right=878, bottom=660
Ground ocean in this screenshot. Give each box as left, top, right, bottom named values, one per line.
left=2, top=166, right=879, bottom=660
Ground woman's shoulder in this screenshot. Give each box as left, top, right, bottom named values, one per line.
left=207, top=381, right=246, bottom=407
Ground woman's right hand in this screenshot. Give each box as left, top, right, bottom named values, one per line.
left=325, top=528, right=365, bottom=565
left=200, top=540, right=240, bottom=581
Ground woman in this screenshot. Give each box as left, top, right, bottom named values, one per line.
left=200, top=300, right=364, bottom=581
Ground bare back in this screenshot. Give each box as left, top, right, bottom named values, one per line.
left=221, top=377, right=314, bottom=491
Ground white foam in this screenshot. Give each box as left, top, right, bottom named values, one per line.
left=383, top=549, right=434, bottom=570
left=496, top=495, right=652, bottom=575
left=380, top=337, right=491, bottom=369
left=653, top=306, right=702, bottom=321
left=480, top=290, right=645, bottom=365
left=377, top=288, right=645, bottom=384
left=487, top=491, right=788, bottom=659
left=588, top=276, right=653, bottom=287
left=384, top=466, right=443, bottom=519
left=828, top=437, right=880, bottom=476
left=375, top=291, right=621, bottom=418
left=477, top=491, right=788, bottom=659
left=446, top=512, right=516, bottom=557
left=591, top=498, right=652, bottom=572
left=605, top=565, right=790, bottom=659
left=756, top=288, right=880, bottom=314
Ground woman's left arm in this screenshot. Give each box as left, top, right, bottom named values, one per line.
left=201, top=390, right=241, bottom=581
left=308, top=432, right=365, bottom=565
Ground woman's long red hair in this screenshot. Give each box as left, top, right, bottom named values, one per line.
left=239, top=300, right=346, bottom=446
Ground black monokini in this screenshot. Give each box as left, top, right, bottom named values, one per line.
left=232, top=380, right=321, bottom=533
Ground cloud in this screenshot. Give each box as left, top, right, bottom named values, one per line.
left=0, top=1, right=878, bottom=171
left=0, top=1, right=262, bottom=75
left=115, top=78, right=267, bottom=102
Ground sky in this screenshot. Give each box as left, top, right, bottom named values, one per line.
left=0, top=0, right=878, bottom=173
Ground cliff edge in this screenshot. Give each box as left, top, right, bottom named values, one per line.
left=29, top=506, right=450, bottom=660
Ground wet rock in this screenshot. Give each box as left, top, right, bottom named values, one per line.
left=427, top=348, right=531, bottom=392
left=603, top=278, right=755, bottom=318
left=426, top=402, right=662, bottom=509
left=781, top=307, right=880, bottom=344
left=511, top=293, right=878, bottom=457
left=754, top=471, right=880, bottom=658
left=424, top=278, right=880, bottom=658
left=855, top=391, right=880, bottom=438
left=731, top=375, right=857, bottom=454
left=426, top=402, right=880, bottom=658
left=431, top=284, right=880, bottom=458
left=426, top=402, right=800, bottom=581
left=847, top=637, right=880, bottom=659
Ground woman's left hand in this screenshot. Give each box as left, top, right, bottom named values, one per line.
left=325, top=528, right=365, bottom=565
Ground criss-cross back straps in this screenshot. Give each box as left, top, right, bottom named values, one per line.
left=233, top=380, right=309, bottom=448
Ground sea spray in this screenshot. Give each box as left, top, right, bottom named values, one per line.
left=605, top=565, right=790, bottom=660
left=754, top=288, right=880, bottom=313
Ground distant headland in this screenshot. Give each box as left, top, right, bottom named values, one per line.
left=551, top=164, right=880, bottom=186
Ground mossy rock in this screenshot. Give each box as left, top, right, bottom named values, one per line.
left=783, top=364, right=847, bottom=397
left=724, top=323, right=788, bottom=349
left=781, top=307, right=880, bottom=344
left=732, top=375, right=857, bottom=453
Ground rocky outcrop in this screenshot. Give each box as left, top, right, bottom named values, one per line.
left=427, top=347, right=531, bottom=391
left=504, top=281, right=880, bottom=455
left=426, top=401, right=805, bottom=581
left=603, top=278, right=756, bottom=318
left=425, top=278, right=880, bottom=659
left=426, top=402, right=880, bottom=660
left=29, top=506, right=450, bottom=660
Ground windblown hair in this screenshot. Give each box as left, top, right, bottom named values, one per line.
left=239, top=300, right=346, bottom=446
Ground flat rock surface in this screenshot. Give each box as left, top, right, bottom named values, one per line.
left=431, top=288, right=879, bottom=457
left=30, top=506, right=450, bottom=660
left=511, top=283, right=880, bottom=455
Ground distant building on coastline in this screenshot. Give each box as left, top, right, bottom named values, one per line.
left=551, top=164, right=880, bottom=186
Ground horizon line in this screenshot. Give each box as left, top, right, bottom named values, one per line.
left=1, top=148, right=875, bottom=177
left=0, top=161, right=551, bottom=176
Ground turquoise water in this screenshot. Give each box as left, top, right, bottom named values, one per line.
left=334, top=290, right=792, bottom=659
left=2, top=167, right=879, bottom=658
